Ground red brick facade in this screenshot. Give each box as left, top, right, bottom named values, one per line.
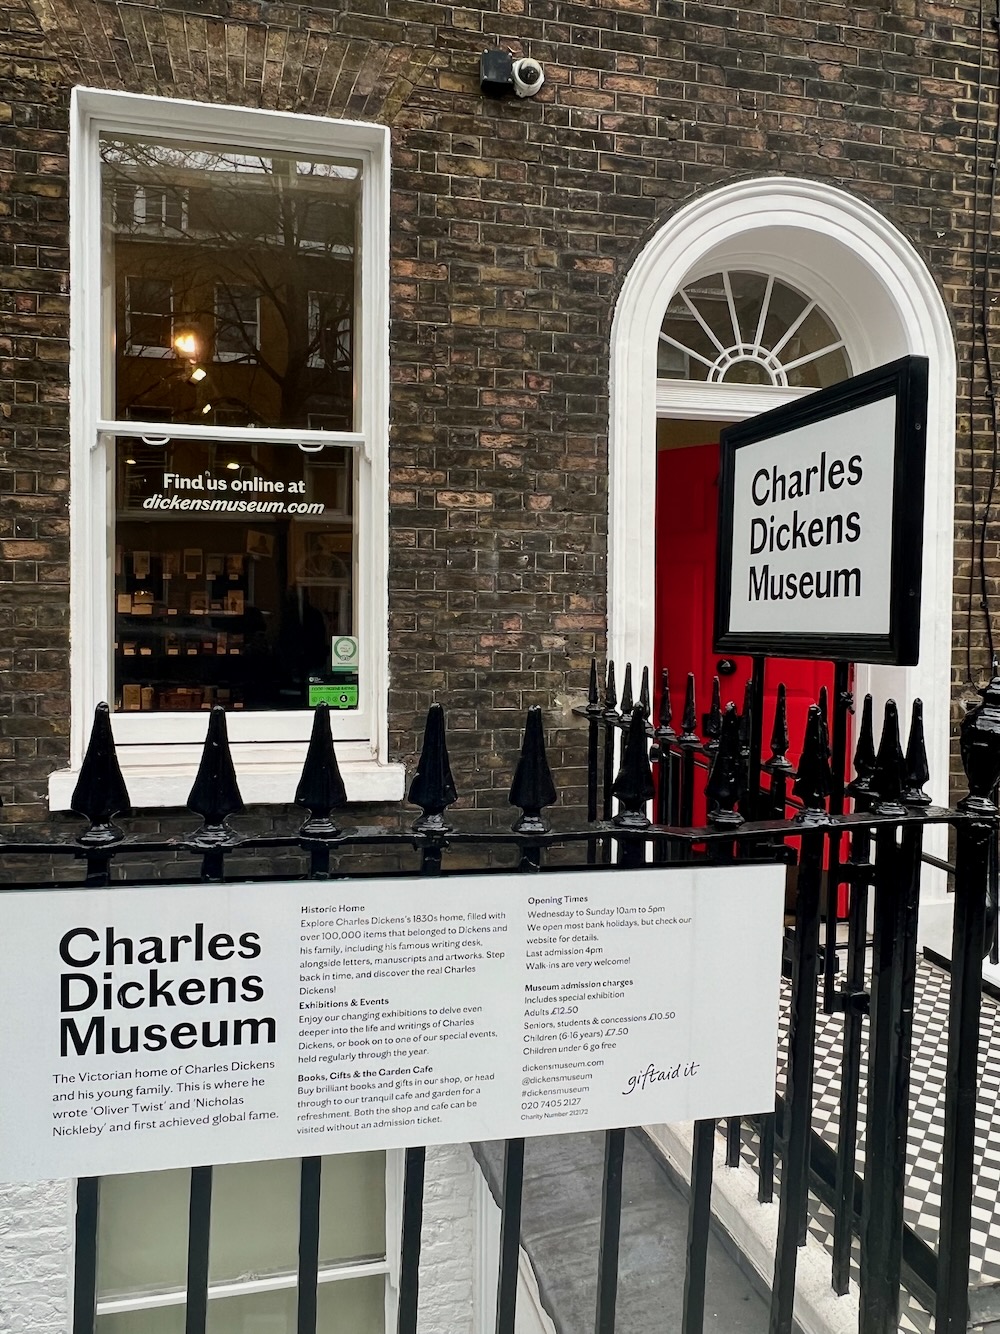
left=0, top=0, right=992, bottom=829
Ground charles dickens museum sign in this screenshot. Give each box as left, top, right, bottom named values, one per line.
left=715, top=355, right=928, bottom=665
left=0, top=866, right=783, bottom=1182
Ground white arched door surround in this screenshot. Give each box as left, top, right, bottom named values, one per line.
left=609, top=178, right=957, bottom=945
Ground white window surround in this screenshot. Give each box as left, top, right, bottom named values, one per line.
left=52, top=88, right=402, bottom=810
left=610, top=176, right=956, bottom=953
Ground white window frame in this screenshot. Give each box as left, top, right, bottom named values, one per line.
left=89, top=1149, right=404, bottom=1326
left=52, top=88, right=402, bottom=809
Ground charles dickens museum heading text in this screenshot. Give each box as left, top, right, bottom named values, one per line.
left=747, top=450, right=864, bottom=603
left=57, top=925, right=278, bottom=1057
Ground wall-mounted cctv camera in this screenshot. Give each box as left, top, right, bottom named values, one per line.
left=511, top=57, right=545, bottom=97
left=480, top=48, right=546, bottom=99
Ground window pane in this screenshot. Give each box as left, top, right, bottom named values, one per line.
left=318, top=1152, right=386, bottom=1265
left=659, top=270, right=851, bottom=388
left=203, top=1275, right=385, bottom=1334
left=101, top=134, right=359, bottom=430
left=114, top=438, right=355, bottom=714
left=205, top=1154, right=387, bottom=1284
left=96, top=1168, right=190, bottom=1300
left=97, top=1306, right=185, bottom=1334
left=215, top=284, right=260, bottom=360
left=208, top=1160, right=299, bottom=1284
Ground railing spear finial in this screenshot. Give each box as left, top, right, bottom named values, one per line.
left=679, top=673, right=699, bottom=747
left=509, top=706, right=558, bottom=834
left=703, top=676, right=723, bottom=754
left=793, top=704, right=833, bottom=825
left=612, top=706, right=655, bottom=828
left=656, top=668, right=675, bottom=742
left=871, top=700, right=907, bottom=817
left=738, top=679, right=753, bottom=760
left=958, top=672, right=1000, bottom=813
left=903, top=699, right=932, bottom=806
left=71, top=702, right=131, bottom=845
left=639, top=665, right=651, bottom=727
left=604, top=660, right=619, bottom=719
left=763, top=683, right=794, bottom=775
left=186, top=706, right=244, bottom=847
left=295, top=703, right=349, bottom=837
left=706, top=703, right=745, bottom=827
left=620, top=662, right=634, bottom=717
left=408, top=703, right=458, bottom=833
left=586, top=658, right=601, bottom=716
left=846, top=693, right=877, bottom=797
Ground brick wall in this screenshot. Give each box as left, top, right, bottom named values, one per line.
left=0, top=1178, right=73, bottom=1334
left=0, top=0, right=994, bottom=826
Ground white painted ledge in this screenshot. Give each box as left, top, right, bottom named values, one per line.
left=644, top=1121, right=860, bottom=1334
left=47, top=759, right=406, bottom=810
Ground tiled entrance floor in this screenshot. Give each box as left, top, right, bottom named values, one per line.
left=728, top=954, right=1000, bottom=1332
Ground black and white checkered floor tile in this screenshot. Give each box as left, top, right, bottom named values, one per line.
left=723, top=954, right=1000, bottom=1332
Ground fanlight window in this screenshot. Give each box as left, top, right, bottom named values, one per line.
left=659, top=270, right=851, bottom=388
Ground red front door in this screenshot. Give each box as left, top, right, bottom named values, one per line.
left=654, top=441, right=837, bottom=783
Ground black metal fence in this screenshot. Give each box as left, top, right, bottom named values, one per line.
left=3, top=658, right=999, bottom=1334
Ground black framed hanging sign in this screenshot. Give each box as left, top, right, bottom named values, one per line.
left=713, top=355, right=928, bottom=666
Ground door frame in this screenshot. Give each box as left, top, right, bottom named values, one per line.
left=609, top=177, right=957, bottom=952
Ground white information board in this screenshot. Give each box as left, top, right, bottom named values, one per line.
left=0, top=866, right=784, bottom=1183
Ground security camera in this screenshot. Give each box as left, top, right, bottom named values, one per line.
left=511, top=57, right=545, bottom=97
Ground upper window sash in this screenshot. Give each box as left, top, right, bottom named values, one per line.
left=75, top=90, right=387, bottom=449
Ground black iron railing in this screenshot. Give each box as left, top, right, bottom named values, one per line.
left=2, top=659, right=998, bottom=1334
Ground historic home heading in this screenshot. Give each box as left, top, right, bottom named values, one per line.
left=715, top=356, right=928, bottom=666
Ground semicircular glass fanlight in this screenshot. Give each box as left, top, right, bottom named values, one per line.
left=658, top=270, right=851, bottom=389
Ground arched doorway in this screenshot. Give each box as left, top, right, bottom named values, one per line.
left=608, top=177, right=956, bottom=949
left=654, top=268, right=853, bottom=778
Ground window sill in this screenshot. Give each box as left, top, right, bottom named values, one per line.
left=48, top=757, right=406, bottom=811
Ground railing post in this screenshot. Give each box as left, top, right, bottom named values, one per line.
left=678, top=674, right=699, bottom=832
left=595, top=1127, right=626, bottom=1334
left=397, top=1145, right=426, bottom=1334
left=936, top=675, right=1000, bottom=1331
left=602, top=661, right=620, bottom=862
left=822, top=661, right=852, bottom=1013
left=770, top=704, right=831, bottom=1334
left=612, top=706, right=654, bottom=868
left=681, top=1118, right=715, bottom=1334
left=72, top=1178, right=100, bottom=1334
left=832, top=693, right=876, bottom=1295
left=652, top=667, right=676, bottom=837
left=586, top=659, right=601, bottom=863
left=936, top=815, right=990, bottom=1333
left=859, top=702, right=920, bottom=1334
left=496, top=1137, right=526, bottom=1334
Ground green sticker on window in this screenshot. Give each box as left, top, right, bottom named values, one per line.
left=309, top=684, right=358, bottom=709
